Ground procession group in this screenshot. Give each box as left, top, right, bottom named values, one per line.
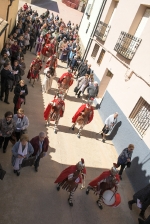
left=0, top=3, right=149, bottom=224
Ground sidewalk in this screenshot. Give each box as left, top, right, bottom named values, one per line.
left=0, top=2, right=145, bottom=224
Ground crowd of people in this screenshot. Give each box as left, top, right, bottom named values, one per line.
left=0, top=2, right=149, bottom=224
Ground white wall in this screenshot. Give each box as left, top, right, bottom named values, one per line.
left=79, top=0, right=104, bottom=51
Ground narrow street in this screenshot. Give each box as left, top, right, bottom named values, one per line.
left=0, top=1, right=146, bottom=224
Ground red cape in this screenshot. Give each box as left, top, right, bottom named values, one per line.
left=44, top=99, right=65, bottom=120
left=54, top=165, right=86, bottom=183
left=58, top=72, right=73, bottom=87
left=88, top=170, right=120, bottom=187
left=72, top=104, right=94, bottom=124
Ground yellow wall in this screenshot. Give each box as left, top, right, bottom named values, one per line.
left=0, top=0, right=19, bottom=51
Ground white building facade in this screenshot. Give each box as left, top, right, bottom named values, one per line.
left=80, top=0, right=150, bottom=191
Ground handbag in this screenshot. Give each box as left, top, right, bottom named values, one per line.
left=21, top=156, right=36, bottom=167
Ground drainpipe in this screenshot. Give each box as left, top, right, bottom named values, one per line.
left=82, top=0, right=107, bottom=60
left=4, top=0, right=14, bottom=43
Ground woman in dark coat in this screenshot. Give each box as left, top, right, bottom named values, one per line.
left=12, top=60, right=21, bottom=86
left=128, top=184, right=150, bottom=220
left=13, top=80, right=28, bottom=114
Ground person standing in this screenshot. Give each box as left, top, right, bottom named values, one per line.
left=13, top=108, right=29, bottom=141
left=11, top=134, right=34, bottom=176
left=13, top=80, right=28, bottom=114
left=30, top=132, right=49, bottom=172
left=128, top=184, right=150, bottom=220
left=101, top=112, right=118, bottom=143
left=86, top=81, right=99, bottom=99
left=0, top=63, right=14, bottom=104
left=0, top=111, right=15, bottom=153
left=113, top=144, right=134, bottom=180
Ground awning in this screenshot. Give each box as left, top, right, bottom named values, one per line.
left=0, top=18, right=8, bottom=36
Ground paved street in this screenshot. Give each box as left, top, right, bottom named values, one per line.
left=0, top=1, right=149, bottom=224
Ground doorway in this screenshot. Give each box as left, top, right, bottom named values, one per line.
left=98, top=69, right=113, bottom=98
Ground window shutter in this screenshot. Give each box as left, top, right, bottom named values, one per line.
left=91, top=44, right=99, bottom=58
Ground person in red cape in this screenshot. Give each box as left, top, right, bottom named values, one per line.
left=41, top=40, right=55, bottom=62
left=44, top=93, right=65, bottom=133
left=27, top=55, right=42, bottom=87
left=54, top=158, right=86, bottom=206
left=57, top=69, right=74, bottom=98
left=71, top=99, right=94, bottom=138
left=45, top=54, right=57, bottom=68
left=86, top=166, right=120, bottom=210
left=23, top=3, right=28, bottom=11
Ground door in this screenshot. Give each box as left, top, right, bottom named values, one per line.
left=98, top=70, right=113, bottom=98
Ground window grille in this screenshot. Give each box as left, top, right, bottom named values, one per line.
left=97, top=49, right=105, bottom=65
left=91, top=44, right=99, bottom=58
left=129, top=97, right=150, bottom=137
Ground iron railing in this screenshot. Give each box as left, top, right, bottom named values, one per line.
left=129, top=97, right=150, bottom=137
left=114, top=31, right=142, bottom=60
left=95, top=21, right=111, bottom=42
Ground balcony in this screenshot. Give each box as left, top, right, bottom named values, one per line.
left=95, top=21, right=111, bottom=42
left=114, top=31, right=142, bottom=60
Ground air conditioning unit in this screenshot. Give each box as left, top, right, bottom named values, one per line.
left=86, top=4, right=92, bottom=16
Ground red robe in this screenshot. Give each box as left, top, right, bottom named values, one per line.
left=54, top=165, right=86, bottom=184
left=58, top=72, right=74, bottom=87
left=88, top=171, right=120, bottom=187
left=41, top=43, right=55, bottom=57
left=72, top=104, right=94, bottom=124
left=44, top=98, right=65, bottom=121
left=27, top=59, right=42, bottom=79
left=45, top=56, right=57, bottom=68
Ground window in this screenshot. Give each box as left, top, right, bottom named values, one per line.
left=97, top=49, right=105, bottom=65
left=129, top=97, right=150, bottom=137
left=91, top=44, right=99, bottom=58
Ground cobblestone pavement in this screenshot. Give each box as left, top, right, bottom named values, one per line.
left=0, top=1, right=147, bottom=224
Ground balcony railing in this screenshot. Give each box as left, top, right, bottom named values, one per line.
left=114, top=31, right=142, bottom=60
left=95, top=21, right=111, bottom=42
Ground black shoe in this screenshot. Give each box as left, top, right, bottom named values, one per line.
left=16, top=171, right=20, bottom=176
left=86, top=189, right=89, bottom=195
left=138, top=218, right=145, bottom=224
left=101, top=132, right=103, bottom=137
left=96, top=200, right=103, bottom=210
left=102, top=139, right=105, bottom=143
left=4, top=101, right=10, bottom=104
left=35, top=167, right=38, bottom=172
left=57, top=186, right=60, bottom=191
left=119, top=175, right=122, bottom=180
left=14, top=170, right=17, bottom=173
left=139, top=213, right=146, bottom=221
left=68, top=199, right=73, bottom=207
left=128, top=201, right=132, bottom=210
left=3, top=148, right=6, bottom=153
left=71, top=126, right=75, bottom=131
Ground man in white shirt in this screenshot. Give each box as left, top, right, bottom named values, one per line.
left=101, top=112, right=118, bottom=143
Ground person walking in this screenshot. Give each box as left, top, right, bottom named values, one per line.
left=54, top=159, right=86, bottom=206
left=13, top=108, right=29, bottom=141
left=30, top=132, right=49, bottom=172
left=128, top=184, right=150, bottom=220
left=11, top=134, right=34, bottom=176
left=101, top=112, right=118, bottom=143
left=113, top=144, right=134, bottom=180
left=0, top=63, right=14, bottom=104
left=0, top=111, right=15, bottom=153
